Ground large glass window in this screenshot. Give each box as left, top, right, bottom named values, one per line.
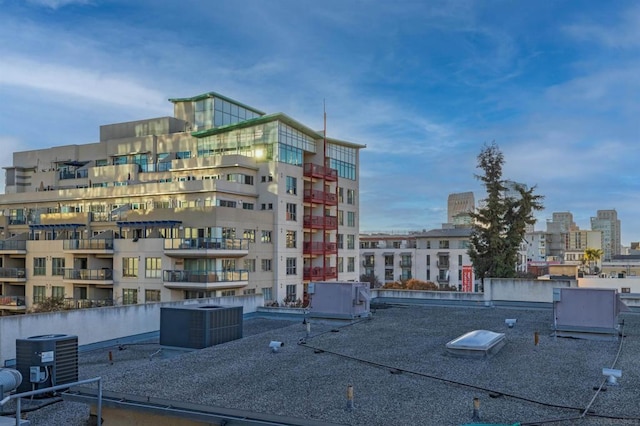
left=327, top=143, right=356, bottom=180
left=123, top=289, right=138, bottom=305
left=286, top=257, right=297, bottom=275
left=347, top=257, right=355, bottom=272
left=123, top=257, right=138, bottom=278
left=52, top=286, right=65, bottom=299
left=261, top=259, right=272, bottom=271
left=145, top=289, right=161, bottom=302
left=263, top=287, right=273, bottom=302
left=347, top=234, right=355, bottom=250
left=33, top=286, right=46, bottom=304
left=243, top=229, right=256, bottom=242
left=286, top=203, right=297, bottom=221
left=347, top=211, right=355, bottom=227
left=145, top=257, right=162, bottom=278
left=52, top=258, right=65, bottom=276
left=347, top=189, right=355, bottom=205
left=286, top=176, right=297, bottom=195
left=285, top=284, right=297, bottom=302
left=244, top=259, right=256, bottom=272
left=286, top=230, right=297, bottom=248
left=261, top=230, right=272, bottom=243
left=33, top=257, right=46, bottom=276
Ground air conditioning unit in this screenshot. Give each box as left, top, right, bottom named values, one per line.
left=15, top=334, right=78, bottom=393
left=160, top=305, right=243, bottom=349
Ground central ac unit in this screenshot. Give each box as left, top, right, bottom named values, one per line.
left=15, top=334, right=78, bottom=393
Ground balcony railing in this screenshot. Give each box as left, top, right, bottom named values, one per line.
left=303, top=163, right=338, bottom=181
left=63, top=238, right=114, bottom=250
left=400, top=261, right=412, bottom=268
left=303, top=267, right=338, bottom=280
left=0, top=240, right=27, bottom=251
left=437, top=261, right=450, bottom=269
left=0, top=296, right=26, bottom=307
left=63, top=298, right=113, bottom=309
left=63, top=268, right=113, bottom=280
left=303, top=189, right=338, bottom=205
left=362, top=261, right=375, bottom=268
left=164, top=238, right=249, bottom=251
left=0, top=267, right=26, bottom=279
left=163, top=269, right=248, bottom=283
left=303, top=215, right=338, bottom=230
left=303, top=241, right=338, bottom=255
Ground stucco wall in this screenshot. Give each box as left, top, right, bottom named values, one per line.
left=0, top=295, right=262, bottom=364
left=578, top=277, right=640, bottom=293
left=484, top=278, right=577, bottom=304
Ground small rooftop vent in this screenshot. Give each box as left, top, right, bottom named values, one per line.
left=160, top=305, right=243, bottom=349
left=446, top=330, right=506, bottom=358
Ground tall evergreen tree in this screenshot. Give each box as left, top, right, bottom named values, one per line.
left=468, top=142, right=544, bottom=286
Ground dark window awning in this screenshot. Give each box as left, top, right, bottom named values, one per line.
left=116, top=220, right=182, bottom=228
left=29, top=224, right=85, bottom=230
left=382, top=252, right=394, bottom=256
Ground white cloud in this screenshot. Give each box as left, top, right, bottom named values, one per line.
left=564, top=5, right=640, bottom=48
left=25, top=0, right=91, bottom=9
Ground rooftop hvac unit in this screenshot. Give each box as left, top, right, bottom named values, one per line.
left=15, top=334, right=78, bottom=393
left=160, top=305, right=243, bottom=349
left=553, top=288, right=629, bottom=340
left=308, top=282, right=371, bottom=319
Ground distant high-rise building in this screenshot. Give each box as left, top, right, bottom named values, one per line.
left=545, top=212, right=578, bottom=261
left=591, top=209, right=621, bottom=261
left=447, top=192, right=474, bottom=224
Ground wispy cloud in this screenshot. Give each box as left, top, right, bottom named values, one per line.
left=564, top=5, right=640, bottom=48
left=25, top=0, right=92, bottom=9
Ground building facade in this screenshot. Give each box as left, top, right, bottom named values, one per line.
left=591, top=209, right=621, bottom=262
left=0, top=91, right=363, bottom=314
left=360, top=228, right=475, bottom=290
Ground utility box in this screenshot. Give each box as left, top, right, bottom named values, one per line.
left=160, top=305, right=243, bottom=349
left=553, top=288, right=628, bottom=340
left=308, top=282, right=370, bottom=319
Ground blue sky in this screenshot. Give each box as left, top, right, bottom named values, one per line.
left=1, top=0, right=639, bottom=244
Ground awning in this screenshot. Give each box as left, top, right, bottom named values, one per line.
left=116, top=220, right=182, bottom=227
left=29, top=224, right=85, bottom=230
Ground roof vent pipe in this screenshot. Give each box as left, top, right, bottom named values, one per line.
left=0, top=368, right=23, bottom=397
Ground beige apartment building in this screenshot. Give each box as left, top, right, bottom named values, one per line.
left=0, top=91, right=363, bottom=314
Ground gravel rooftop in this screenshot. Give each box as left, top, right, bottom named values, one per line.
left=11, top=305, right=640, bottom=426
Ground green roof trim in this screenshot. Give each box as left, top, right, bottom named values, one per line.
left=190, top=112, right=366, bottom=148
left=168, top=91, right=266, bottom=116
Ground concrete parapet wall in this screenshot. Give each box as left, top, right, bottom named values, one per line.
left=484, top=278, right=577, bottom=304
left=0, top=295, right=262, bottom=364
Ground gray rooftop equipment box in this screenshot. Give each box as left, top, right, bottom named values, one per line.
left=160, top=305, right=243, bottom=349
left=308, top=282, right=370, bottom=319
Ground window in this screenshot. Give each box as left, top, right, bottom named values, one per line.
left=145, top=289, right=161, bottom=302
left=338, top=187, right=344, bottom=203
left=347, top=211, right=355, bottom=227
left=347, top=234, right=355, bottom=250
left=33, top=286, right=46, bottom=304
left=244, top=259, right=256, bottom=272
left=243, top=288, right=256, bottom=295
left=286, top=176, right=297, bottom=195
left=286, top=203, right=296, bottom=221
left=385, top=269, right=394, bottom=280
left=285, top=284, right=297, bottom=301
left=385, top=255, right=394, bottom=266
left=243, top=203, right=254, bottom=210
left=243, top=229, right=256, bottom=243
left=145, top=257, right=162, bottom=278
left=286, top=257, right=297, bottom=275
left=218, top=199, right=237, bottom=208
left=347, top=257, right=355, bottom=272
left=176, top=151, right=191, bottom=159
left=338, top=257, right=344, bottom=273
left=261, top=230, right=272, bottom=243
left=347, top=189, right=355, bottom=205
left=286, top=230, right=297, bottom=248
left=122, top=289, right=138, bottom=305
left=263, top=287, right=273, bottom=301
left=33, top=257, right=46, bottom=276
left=458, top=255, right=463, bottom=266
left=221, top=290, right=236, bottom=297
left=337, top=234, right=344, bottom=249
left=123, top=257, right=138, bottom=278
left=439, top=240, right=450, bottom=249
left=261, top=259, right=272, bottom=271
left=338, top=210, right=344, bottom=226
left=52, top=258, right=65, bottom=276
left=226, top=173, right=254, bottom=185
left=261, top=175, right=273, bottom=182
left=52, top=286, right=65, bottom=299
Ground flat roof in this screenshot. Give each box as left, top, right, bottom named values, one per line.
left=26, top=306, right=640, bottom=425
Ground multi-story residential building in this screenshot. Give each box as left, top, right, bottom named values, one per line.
left=591, top=209, right=621, bottom=262
left=360, top=228, right=475, bottom=290
left=0, top=91, right=364, bottom=314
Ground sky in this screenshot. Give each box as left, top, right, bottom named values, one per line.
left=0, top=0, right=639, bottom=244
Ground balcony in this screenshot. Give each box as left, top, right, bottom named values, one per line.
left=399, top=260, right=412, bottom=268
left=0, top=267, right=27, bottom=283
left=63, top=238, right=114, bottom=253
left=303, top=241, right=338, bottom=255
left=303, top=189, right=338, bottom=206
left=303, top=215, right=338, bottom=230
left=436, top=261, right=450, bottom=269
left=303, top=163, right=338, bottom=181
left=63, top=298, right=113, bottom=309
left=164, top=238, right=249, bottom=258
left=303, top=266, right=338, bottom=281
left=0, top=296, right=26, bottom=312
left=63, top=268, right=114, bottom=284
left=163, top=269, right=248, bottom=290
left=0, top=240, right=27, bottom=254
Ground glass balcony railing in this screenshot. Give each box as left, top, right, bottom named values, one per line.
left=0, top=267, right=26, bottom=279
left=0, top=296, right=26, bottom=307
left=63, top=268, right=113, bottom=280
left=163, top=269, right=248, bottom=283
left=63, top=298, right=113, bottom=309
left=63, top=239, right=114, bottom=250
left=0, top=240, right=27, bottom=250
left=163, top=238, right=248, bottom=250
